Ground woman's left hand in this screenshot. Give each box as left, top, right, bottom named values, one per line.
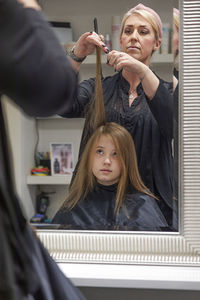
left=107, top=50, right=160, bottom=100
left=107, top=50, right=146, bottom=78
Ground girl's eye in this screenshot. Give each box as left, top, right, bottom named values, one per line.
left=112, top=151, right=118, bottom=157
left=96, top=149, right=103, bottom=155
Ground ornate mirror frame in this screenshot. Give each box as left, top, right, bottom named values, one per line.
left=38, top=0, right=200, bottom=266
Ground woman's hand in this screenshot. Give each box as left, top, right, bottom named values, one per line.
left=107, top=50, right=160, bottom=100
left=72, top=32, right=109, bottom=59
left=17, top=0, right=41, bottom=10
left=107, top=50, right=146, bottom=78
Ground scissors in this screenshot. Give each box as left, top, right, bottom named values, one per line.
left=93, top=17, right=98, bottom=34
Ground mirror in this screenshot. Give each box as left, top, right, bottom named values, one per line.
left=37, top=0, right=200, bottom=265
left=31, top=0, right=177, bottom=233
left=5, top=0, right=178, bottom=231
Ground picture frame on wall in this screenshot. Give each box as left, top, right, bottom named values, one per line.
left=50, top=143, right=74, bottom=175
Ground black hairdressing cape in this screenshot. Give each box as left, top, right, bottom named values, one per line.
left=52, top=183, right=174, bottom=231
left=0, top=1, right=85, bottom=299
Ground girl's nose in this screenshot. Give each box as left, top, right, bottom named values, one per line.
left=104, top=157, right=111, bottom=164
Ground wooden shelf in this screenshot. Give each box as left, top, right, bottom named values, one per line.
left=83, top=53, right=173, bottom=65
left=27, top=175, right=72, bottom=185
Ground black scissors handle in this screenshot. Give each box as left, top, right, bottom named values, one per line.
left=93, top=17, right=103, bottom=76
left=93, top=17, right=98, bottom=34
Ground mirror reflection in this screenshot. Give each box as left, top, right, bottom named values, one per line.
left=25, top=1, right=179, bottom=232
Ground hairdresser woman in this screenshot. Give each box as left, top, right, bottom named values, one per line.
left=64, top=4, right=175, bottom=228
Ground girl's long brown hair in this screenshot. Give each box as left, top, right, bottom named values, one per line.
left=81, top=46, right=106, bottom=150
left=63, top=122, right=155, bottom=214
left=62, top=43, right=155, bottom=214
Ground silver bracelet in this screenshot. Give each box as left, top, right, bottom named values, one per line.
left=68, top=46, right=86, bottom=63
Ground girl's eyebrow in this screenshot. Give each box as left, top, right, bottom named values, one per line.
left=96, top=146, right=117, bottom=151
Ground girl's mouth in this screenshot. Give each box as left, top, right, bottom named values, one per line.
left=100, top=169, right=112, bottom=173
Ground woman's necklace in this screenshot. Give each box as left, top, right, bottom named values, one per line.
left=129, top=89, right=136, bottom=100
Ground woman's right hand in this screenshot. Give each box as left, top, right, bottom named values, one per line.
left=72, top=32, right=109, bottom=59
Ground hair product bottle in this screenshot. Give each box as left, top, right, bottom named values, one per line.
left=54, top=158, right=60, bottom=174
left=105, top=34, right=111, bottom=51
left=111, top=16, right=121, bottom=51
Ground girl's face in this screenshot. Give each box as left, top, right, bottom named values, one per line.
left=91, top=135, right=121, bottom=186
left=120, top=14, right=160, bottom=65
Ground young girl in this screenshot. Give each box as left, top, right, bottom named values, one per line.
left=52, top=122, right=171, bottom=231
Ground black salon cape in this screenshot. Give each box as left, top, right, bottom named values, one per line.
left=52, top=183, right=172, bottom=231
left=0, top=1, right=85, bottom=299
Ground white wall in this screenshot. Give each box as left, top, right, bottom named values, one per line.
left=2, top=96, right=36, bottom=218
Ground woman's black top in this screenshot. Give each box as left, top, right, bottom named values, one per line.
left=52, top=183, right=172, bottom=231
left=60, top=71, right=175, bottom=226
left=0, top=1, right=77, bottom=118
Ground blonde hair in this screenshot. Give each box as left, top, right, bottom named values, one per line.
left=173, top=8, right=179, bottom=62
left=173, top=10, right=179, bottom=30
left=120, top=9, right=161, bottom=42
left=63, top=122, right=155, bottom=214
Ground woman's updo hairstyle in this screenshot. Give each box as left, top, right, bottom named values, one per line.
left=120, top=3, right=162, bottom=42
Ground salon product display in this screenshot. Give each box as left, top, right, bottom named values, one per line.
left=31, top=166, right=50, bottom=176
left=30, top=192, right=50, bottom=223
left=31, top=152, right=51, bottom=175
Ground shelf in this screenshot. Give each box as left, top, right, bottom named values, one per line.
left=36, top=115, right=62, bottom=119
left=83, top=53, right=173, bottom=65
left=27, top=175, right=72, bottom=185
left=58, top=263, right=200, bottom=290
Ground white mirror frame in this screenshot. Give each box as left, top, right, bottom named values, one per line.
left=38, top=0, right=200, bottom=266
